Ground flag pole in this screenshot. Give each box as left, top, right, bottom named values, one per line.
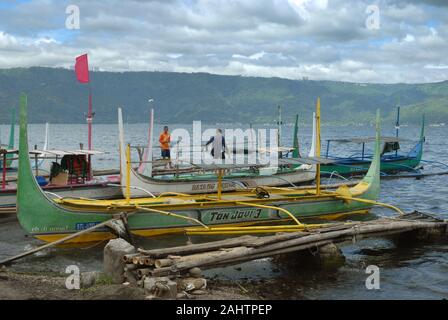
left=75, top=53, right=93, bottom=181
left=87, top=83, right=94, bottom=181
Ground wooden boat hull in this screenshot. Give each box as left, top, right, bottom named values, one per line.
left=16, top=94, right=381, bottom=243
left=32, top=201, right=375, bottom=243
left=0, top=181, right=122, bottom=214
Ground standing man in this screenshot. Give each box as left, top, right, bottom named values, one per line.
left=159, top=126, right=173, bottom=169
left=205, top=129, right=228, bottom=160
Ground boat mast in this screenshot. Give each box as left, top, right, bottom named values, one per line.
left=86, top=86, right=94, bottom=180
left=395, top=97, right=400, bottom=156
left=138, top=99, right=154, bottom=176
left=145, top=107, right=154, bottom=177
left=6, top=107, right=15, bottom=167
left=315, top=97, right=321, bottom=195
left=292, top=114, right=299, bottom=158
left=43, top=123, right=49, bottom=151
left=8, top=107, right=15, bottom=150
left=277, top=105, right=282, bottom=158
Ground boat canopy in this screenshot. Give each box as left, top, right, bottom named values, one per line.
left=258, top=146, right=295, bottom=153
left=278, top=156, right=337, bottom=166
left=29, top=149, right=105, bottom=157
left=0, top=149, right=18, bottom=155
left=325, top=136, right=409, bottom=144
left=191, top=163, right=267, bottom=171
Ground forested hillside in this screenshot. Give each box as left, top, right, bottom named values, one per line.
left=0, top=67, right=446, bottom=124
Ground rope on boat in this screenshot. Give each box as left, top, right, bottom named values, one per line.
left=107, top=183, right=156, bottom=198
left=324, top=192, right=406, bottom=216
left=234, top=201, right=303, bottom=226
left=135, top=205, right=210, bottom=230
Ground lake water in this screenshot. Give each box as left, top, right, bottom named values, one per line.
left=0, top=120, right=447, bottom=300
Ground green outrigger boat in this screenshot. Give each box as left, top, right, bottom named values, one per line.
left=321, top=112, right=425, bottom=176
left=17, top=93, right=382, bottom=243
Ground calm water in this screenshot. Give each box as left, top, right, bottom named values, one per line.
left=0, top=120, right=447, bottom=300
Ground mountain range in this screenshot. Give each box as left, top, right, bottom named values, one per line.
left=0, top=67, right=446, bottom=125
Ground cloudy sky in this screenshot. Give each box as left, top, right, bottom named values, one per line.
left=0, top=0, right=447, bottom=83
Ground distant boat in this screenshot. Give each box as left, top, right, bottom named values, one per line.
left=320, top=107, right=425, bottom=176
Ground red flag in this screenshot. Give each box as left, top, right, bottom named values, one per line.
left=75, top=54, right=90, bottom=83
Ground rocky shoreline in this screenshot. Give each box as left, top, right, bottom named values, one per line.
left=0, top=267, right=259, bottom=300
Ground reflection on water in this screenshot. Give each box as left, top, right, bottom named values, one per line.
left=0, top=122, right=447, bottom=299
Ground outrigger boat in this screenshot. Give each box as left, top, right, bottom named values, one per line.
left=117, top=108, right=317, bottom=198
left=0, top=145, right=121, bottom=213
left=321, top=108, right=425, bottom=176
left=17, top=94, right=383, bottom=243
left=0, top=108, right=16, bottom=170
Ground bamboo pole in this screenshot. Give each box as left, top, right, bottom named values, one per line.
left=138, top=235, right=256, bottom=258
left=150, top=218, right=447, bottom=276
left=0, top=215, right=127, bottom=266
left=217, top=169, right=223, bottom=200
left=126, top=143, right=131, bottom=204
left=2, top=153, right=6, bottom=190
left=136, top=205, right=209, bottom=229
left=155, top=258, right=174, bottom=268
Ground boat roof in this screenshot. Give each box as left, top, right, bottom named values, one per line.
left=278, top=156, right=337, bottom=165
left=29, top=149, right=105, bottom=156
left=258, top=146, right=295, bottom=153
left=0, top=149, right=18, bottom=155
left=191, top=163, right=267, bottom=171
left=325, top=136, right=409, bottom=144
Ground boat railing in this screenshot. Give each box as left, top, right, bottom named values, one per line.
left=325, top=171, right=351, bottom=184
left=44, top=191, right=63, bottom=199
left=107, top=183, right=157, bottom=198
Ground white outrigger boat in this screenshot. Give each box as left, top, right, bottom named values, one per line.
left=117, top=108, right=319, bottom=198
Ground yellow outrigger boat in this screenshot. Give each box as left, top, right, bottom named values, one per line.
left=17, top=93, right=393, bottom=244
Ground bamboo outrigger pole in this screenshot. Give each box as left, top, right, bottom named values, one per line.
left=0, top=215, right=127, bottom=266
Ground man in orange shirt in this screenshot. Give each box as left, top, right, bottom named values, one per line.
left=159, top=126, right=173, bottom=168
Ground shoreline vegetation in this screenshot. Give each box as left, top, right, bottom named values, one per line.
left=0, top=67, right=447, bottom=125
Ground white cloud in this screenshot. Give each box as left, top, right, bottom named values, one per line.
left=0, top=0, right=446, bottom=83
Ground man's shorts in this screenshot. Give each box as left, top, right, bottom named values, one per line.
left=161, top=149, right=171, bottom=159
